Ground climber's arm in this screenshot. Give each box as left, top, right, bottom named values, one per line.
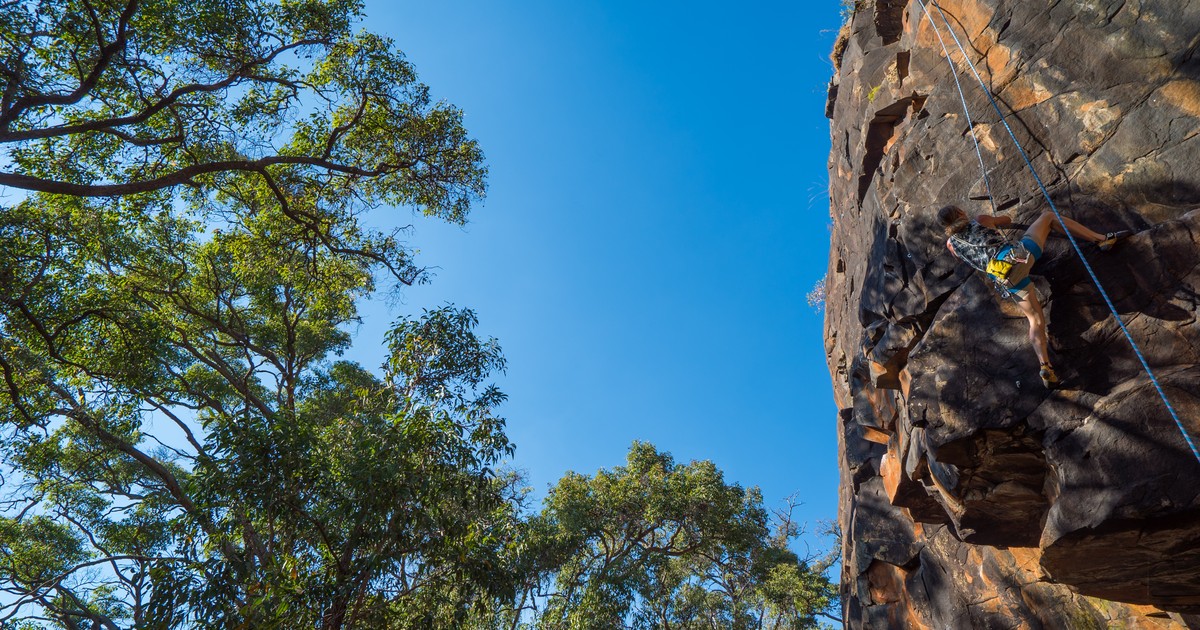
left=975, top=214, right=1013, bottom=229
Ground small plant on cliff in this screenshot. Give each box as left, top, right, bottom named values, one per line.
left=830, top=1, right=857, bottom=69
left=840, top=0, right=859, bottom=22
left=808, top=278, right=828, bottom=312
left=867, top=83, right=884, bottom=102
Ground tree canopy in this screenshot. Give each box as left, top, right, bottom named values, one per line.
left=0, top=1, right=838, bottom=628
left=0, top=0, right=484, bottom=223
left=510, top=443, right=839, bottom=630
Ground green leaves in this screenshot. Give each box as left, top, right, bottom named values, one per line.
left=0, top=516, right=89, bottom=589
left=0, top=0, right=487, bottom=224
left=386, top=307, right=506, bottom=409
left=522, top=442, right=839, bottom=630
left=0, top=2, right=503, bottom=626
left=0, top=4, right=836, bottom=629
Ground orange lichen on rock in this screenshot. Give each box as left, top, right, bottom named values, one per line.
left=1157, top=80, right=1200, bottom=119
left=866, top=560, right=908, bottom=605
left=1002, top=75, right=1054, bottom=111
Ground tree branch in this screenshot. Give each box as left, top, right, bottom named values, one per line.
left=0, top=0, right=139, bottom=130
left=0, top=38, right=326, bottom=143
left=0, top=153, right=415, bottom=197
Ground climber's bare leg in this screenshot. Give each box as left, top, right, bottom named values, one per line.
left=1015, top=291, right=1052, bottom=367
left=1024, top=210, right=1105, bottom=249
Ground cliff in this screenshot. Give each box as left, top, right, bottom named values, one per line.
left=824, top=1, right=1200, bottom=627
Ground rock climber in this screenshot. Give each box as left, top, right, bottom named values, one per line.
left=937, top=205, right=1127, bottom=388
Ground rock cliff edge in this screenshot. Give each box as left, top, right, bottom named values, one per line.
left=825, top=1, right=1200, bottom=627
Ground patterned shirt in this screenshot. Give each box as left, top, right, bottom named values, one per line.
left=947, top=221, right=1008, bottom=273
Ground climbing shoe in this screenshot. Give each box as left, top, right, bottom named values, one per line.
left=1097, top=230, right=1131, bottom=252
left=1039, top=363, right=1060, bottom=389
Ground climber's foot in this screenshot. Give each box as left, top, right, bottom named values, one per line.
left=1040, top=363, right=1060, bottom=389
left=1097, top=230, right=1131, bottom=252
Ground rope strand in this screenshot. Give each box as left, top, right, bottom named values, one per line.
left=914, top=0, right=1200, bottom=465
left=918, top=5, right=997, bottom=214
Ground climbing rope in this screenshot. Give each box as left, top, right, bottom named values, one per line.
left=913, top=0, right=1200, bottom=465
left=917, top=4, right=997, bottom=214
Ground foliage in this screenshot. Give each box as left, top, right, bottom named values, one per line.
left=0, top=0, right=485, bottom=227
left=866, top=83, right=883, bottom=103
left=831, top=1, right=856, bottom=70
left=840, top=0, right=858, bottom=22
left=503, top=443, right=840, bottom=630
left=0, top=0, right=505, bottom=627
left=807, top=278, right=827, bottom=313
left=0, top=209, right=522, bottom=627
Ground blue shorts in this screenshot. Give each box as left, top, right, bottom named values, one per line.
left=999, top=236, right=1043, bottom=298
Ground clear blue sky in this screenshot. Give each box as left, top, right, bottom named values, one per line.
left=352, top=0, right=845, bottom=543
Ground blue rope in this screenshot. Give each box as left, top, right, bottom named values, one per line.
left=914, top=0, right=1200, bottom=465
left=917, top=5, right=997, bottom=214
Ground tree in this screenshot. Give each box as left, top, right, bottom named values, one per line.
left=0, top=0, right=507, bottom=627
left=1, top=213, right=524, bottom=625
left=0, top=205, right=524, bottom=626
left=506, top=443, right=840, bottom=630
left=0, top=0, right=484, bottom=226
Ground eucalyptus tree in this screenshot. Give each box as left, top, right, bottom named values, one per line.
left=0, top=0, right=512, bottom=627
left=506, top=443, right=840, bottom=630
left=0, top=0, right=483, bottom=215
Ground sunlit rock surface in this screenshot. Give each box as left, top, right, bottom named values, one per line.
left=825, top=0, right=1200, bottom=627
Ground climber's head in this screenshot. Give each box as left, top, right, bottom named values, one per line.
left=937, top=205, right=969, bottom=235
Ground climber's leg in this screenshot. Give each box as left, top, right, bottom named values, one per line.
left=1024, top=210, right=1106, bottom=249
left=1015, top=292, right=1050, bottom=365
left=1015, top=290, right=1058, bottom=387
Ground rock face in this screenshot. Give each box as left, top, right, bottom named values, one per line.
left=825, top=1, right=1200, bottom=627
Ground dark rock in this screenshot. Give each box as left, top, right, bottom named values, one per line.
left=826, top=0, right=1200, bottom=626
